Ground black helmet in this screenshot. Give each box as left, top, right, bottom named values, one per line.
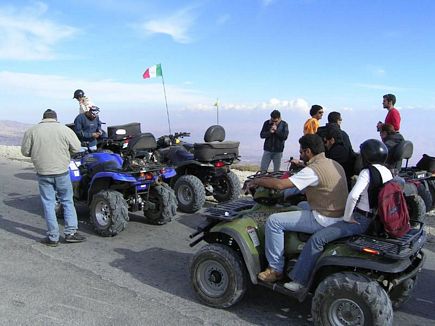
left=73, top=89, right=85, bottom=99
left=360, top=139, right=388, bottom=166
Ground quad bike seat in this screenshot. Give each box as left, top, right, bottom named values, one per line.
left=389, top=140, right=413, bottom=169
left=193, top=125, right=239, bottom=161
left=107, top=122, right=141, bottom=141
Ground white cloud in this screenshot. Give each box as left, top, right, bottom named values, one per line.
left=0, top=2, right=77, bottom=60
left=261, top=0, right=275, bottom=6
left=184, top=97, right=310, bottom=113
left=0, top=71, right=210, bottom=107
left=355, top=83, right=408, bottom=92
left=366, top=64, right=386, bottom=77
left=216, top=14, right=230, bottom=25
left=138, top=7, right=197, bottom=44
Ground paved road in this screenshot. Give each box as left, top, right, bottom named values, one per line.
left=1, top=156, right=434, bottom=325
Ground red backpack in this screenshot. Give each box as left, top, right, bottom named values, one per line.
left=368, top=166, right=411, bottom=238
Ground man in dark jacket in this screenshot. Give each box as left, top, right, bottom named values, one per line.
left=260, top=109, right=289, bottom=172
left=324, top=124, right=354, bottom=189
left=317, top=111, right=353, bottom=155
left=74, top=106, right=103, bottom=151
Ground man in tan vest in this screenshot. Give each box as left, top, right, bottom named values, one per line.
left=248, top=134, right=348, bottom=290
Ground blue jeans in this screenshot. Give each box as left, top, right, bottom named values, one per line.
left=265, top=202, right=324, bottom=273
left=260, top=151, right=283, bottom=172
left=290, top=212, right=372, bottom=286
left=38, top=173, right=78, bottom=241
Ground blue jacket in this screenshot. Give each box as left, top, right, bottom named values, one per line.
left=74, top=113, right=102, bottom=147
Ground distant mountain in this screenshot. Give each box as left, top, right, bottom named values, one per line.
left=0, top=120, right=34, bottom=146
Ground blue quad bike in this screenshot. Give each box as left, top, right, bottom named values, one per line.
left=155, top=125, right=241, bottom=213
left=65, top=133, right=177, bottom=236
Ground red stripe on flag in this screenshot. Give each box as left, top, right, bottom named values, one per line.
left=143, top=69, right=150, bottom=79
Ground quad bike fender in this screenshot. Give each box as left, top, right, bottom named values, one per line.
left=314, top=243, right=423, bottom=276
left=90, top=171, right=137, bottom=184
left=206, top=218, right=263, bottom=285
left=161, top=167, right=176, bottom=179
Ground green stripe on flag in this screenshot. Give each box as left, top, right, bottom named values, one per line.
left=156, top=64, right=163, bottom=77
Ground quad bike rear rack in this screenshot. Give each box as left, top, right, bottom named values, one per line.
left=347, top=222, right=426, bottom=259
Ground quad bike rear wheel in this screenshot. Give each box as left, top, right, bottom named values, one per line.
left=312, top=272, right=393, bottom=326
left=90, top=190, right=129, bottom=237
left=174, top=175, right=205, bottom=213
left=144, top=183, right=177, bottom=225
left=405, top=194, right=426, bottom=225
left=416, top=181, right=433, bottom=212
left=212, top=171, right=241, bottom=203
left=190, top=243, right=248, bottom=308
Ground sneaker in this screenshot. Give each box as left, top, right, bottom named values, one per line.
left=283, top=281, right=305, bottom=292
left=40, top=237, right=59, bottom=247
left=65, top=232, right=86, bottom=243
left=258, top=267, right=283, bottom=283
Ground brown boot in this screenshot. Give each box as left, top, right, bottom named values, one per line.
left=258, top=267, right=283, bottom=283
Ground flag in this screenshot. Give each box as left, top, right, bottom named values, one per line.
left=143, top=64, right=162, bottom=79
left=214, top=98, right=219, bottom=108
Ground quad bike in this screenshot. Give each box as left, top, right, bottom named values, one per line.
left=189, top=171, right=426, bottom=325
left=386, top=140, right=434, bottom=214
left=65, top=133, right=177, bottom=236
left=155, top=125, right=241, bottom=213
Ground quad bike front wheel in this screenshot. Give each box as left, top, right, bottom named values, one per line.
left=312, top=272, right=393, bottom=326
left=190, top=243, right=248, bottom=308
left=212, top=171, right=241, bottom=203
left=144, top=183, right=177, bottom=225
left=90, top=190, right=129, bottom=237
left=174, top=175, right=205, bottom=213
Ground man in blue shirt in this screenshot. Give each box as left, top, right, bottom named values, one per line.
left=74, top=106, right=103, bottom=151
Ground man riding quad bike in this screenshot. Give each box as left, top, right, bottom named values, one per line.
left=189, top=138, right=426, bottom=325
left=155, top=125, right=241, bottom=213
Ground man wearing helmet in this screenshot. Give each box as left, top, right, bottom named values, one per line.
left=73, top=89, right=94, bottom=114
left=74, top=106, right=103, bottom=151
left=282, top=139, right=393, bottom=292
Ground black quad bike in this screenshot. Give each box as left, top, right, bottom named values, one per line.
left=386, top=140, right=434, bottom=215
left=189, top=172, right=426, bottom=325
left=155, top=125, right=241, bottom=213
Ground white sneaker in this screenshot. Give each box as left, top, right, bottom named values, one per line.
left=283, top=281, right=304, bottom=292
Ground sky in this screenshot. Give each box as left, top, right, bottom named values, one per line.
left=0, top=0, right=434, bottom=164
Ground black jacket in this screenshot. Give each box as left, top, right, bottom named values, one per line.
left=317, top=123, right=354, bottom=155
left=260, top=119, right=289, bottom=152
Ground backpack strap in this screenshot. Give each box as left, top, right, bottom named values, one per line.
left=367, top=165, right=383, bottom=209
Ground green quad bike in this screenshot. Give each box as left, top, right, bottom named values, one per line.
left=189, top=172, right=427, bottom=326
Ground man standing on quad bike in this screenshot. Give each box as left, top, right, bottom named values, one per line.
left=247, top=134, right=348, bottom=285
left=73, top=89, right=94, bottom=114
left=283, top=139, right=393, bottom=292
left=74, top=106, right=104, bottom=151
left=21, top=109, right=86, bottom=246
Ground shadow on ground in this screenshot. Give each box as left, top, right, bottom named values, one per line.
left=110, top=247, right=312, bottom=325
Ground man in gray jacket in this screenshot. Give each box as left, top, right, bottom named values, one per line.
left=21, top=109, right=86, bottom=246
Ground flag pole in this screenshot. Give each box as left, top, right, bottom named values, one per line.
left=161, top=73, right=172, bottom=134
left=215, top=98, right=219, bottom=125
